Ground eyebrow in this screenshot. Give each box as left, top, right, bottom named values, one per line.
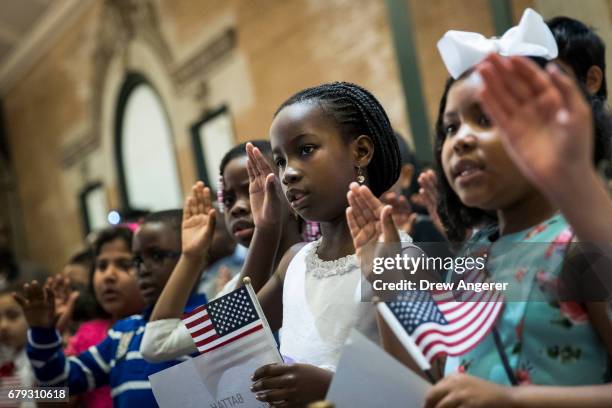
left=272, top=133, right=317, bottom=155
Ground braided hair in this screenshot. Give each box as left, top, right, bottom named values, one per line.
left=275, top=82, right=401, bottom=197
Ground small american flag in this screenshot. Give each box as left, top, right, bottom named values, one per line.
left=182, top=285, right=265, bottom=354
left=381, top=269, right=504, bottom=364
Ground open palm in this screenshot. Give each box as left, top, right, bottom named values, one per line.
left=182, top=182, right=216, bottom=259
left=478, top=55, right=593, bottom=194
left=381, top=191, right=417, bottom=234
left=47, top=274, right=79, bottom=333
left=346, top=183, right=399, bottom=265
left=13, top=280, right=55, bottom=328
left=246, top=142, right=283, bottom=229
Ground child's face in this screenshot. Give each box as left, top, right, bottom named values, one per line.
left=270, top=102, right=357, bottom=222
left=209, top=213, right=236, bottom=260
left=0, top=293, right=27, bottom=351
left=440, top=78, right=534, bottom=211
left=132, top=222, right=181, bottom=308
left=222, top=156, right=256, bottom=247
left=93, top=238, right=144, bottom=319
left=62, top=263, right=90, bottom=287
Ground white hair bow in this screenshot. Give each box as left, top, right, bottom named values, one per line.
left=437, top=8, right=558, bottom=79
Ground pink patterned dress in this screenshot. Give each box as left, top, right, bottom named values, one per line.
left=65, top=319, right=112, bottom=408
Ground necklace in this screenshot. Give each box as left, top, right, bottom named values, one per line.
left=305, top=231, right=413, bottom=279
left=305, top=239, right=358, bottom=279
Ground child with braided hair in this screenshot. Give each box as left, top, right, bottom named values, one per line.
left=142, top=82, right=406, bottom=406
left=236, top=81, right=408, bottom=406
left=140, top=140, right=305, bottom=363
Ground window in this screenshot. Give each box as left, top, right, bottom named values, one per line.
left=190, top=106, right=235, bottom=191
left=79, top=182, right=108, bottom=234
left=115, top=73, right=182, bottom=211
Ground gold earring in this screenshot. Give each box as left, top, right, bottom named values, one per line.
left=356, top=167, right=365, bottom=184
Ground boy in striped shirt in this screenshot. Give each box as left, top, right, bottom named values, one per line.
left=15, top=210, right=208, bottom=407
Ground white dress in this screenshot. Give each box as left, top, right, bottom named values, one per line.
left=279, top=240, right=381, bottom=371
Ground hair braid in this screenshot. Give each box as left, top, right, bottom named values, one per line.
left=275, top=82, right=400, bottom=196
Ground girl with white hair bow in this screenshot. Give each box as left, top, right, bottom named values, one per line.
left=375, top=8, right=612, bottom=408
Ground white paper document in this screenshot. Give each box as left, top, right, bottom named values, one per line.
left=149, top=329, right=282, bottom=408
left=326, top=330, right=431, bottom=408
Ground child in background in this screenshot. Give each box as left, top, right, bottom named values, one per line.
left=16, top=214, right=205, bottom=408
left=59, top=229, right=143, bottom=408
left=212, top=140, right=304, bottom=295
left=195, top=208, right=243, bottom=299
left=62, top=249, right=94, bottom=288
left=407, top=11, right=611, bottom=406
left=547, top=16, right=607, bottom=98
left=547, top=16, right=612, bottom=182
left=0, top=284, right=35, bottom=408
left=141, top=139, right=303, bottom=362
left=48, top=250, right=96, bottom=339
left=381, top=133, right=447, bottom=242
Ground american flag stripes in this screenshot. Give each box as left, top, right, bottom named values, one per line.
left=378, top=269, right=504, bottom=367
left=182, top=286, right=265, bottom=354
left=0, top=360, right=20, bottom=408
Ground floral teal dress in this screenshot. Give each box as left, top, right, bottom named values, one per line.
left=444, top=213, right=610, bottom=385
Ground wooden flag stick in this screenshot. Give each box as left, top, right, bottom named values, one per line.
left=243, top=276, right=284, bottom=363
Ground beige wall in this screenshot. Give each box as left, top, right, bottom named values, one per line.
left=3, top=3, right=101, bottom=271
left=410, top=0, right=495, bottom=127
left=3, top=0, right=612, bottom=273
left=2, top=0, right=408, bottom=273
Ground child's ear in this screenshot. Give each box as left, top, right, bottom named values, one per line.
left=585, top=65, right=604, bottom=95
left=352, top=135, right=375, bottom=168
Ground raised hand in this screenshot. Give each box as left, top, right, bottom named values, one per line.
left=477, top=54, right=594, bottom=199
left=182, top=181, right=216, bottom=260
left=13, top=280, right=56, bottom=328
left=246, top=142, right=283, bottom=229
left=46, top=274, right=79, bottom=333
left=380, top=191, right=417, bottom=234
left=346, top=183, right=401, bottom=283
left=411, top=169, right=446, bottom=238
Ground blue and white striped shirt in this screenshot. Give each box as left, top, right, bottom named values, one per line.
left=27, top=294, right=206, bottom=407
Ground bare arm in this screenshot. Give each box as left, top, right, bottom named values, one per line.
left=425, top=373, right=612, bottom=408
left=256, top=243, right=306, bottom=331
left=509, top=384, right=612, bottom=408
left=551, top=167, right=612, bottom=243
left=150, top=182, right=214, bottom=321
left=235, top=142, right=287, bottom=293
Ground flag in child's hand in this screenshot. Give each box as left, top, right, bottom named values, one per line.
left=152, top=282, right=281, bottom=407
left=182, top=285, right=265, bottom=354
left=382, top=268, right=504, bottom=364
